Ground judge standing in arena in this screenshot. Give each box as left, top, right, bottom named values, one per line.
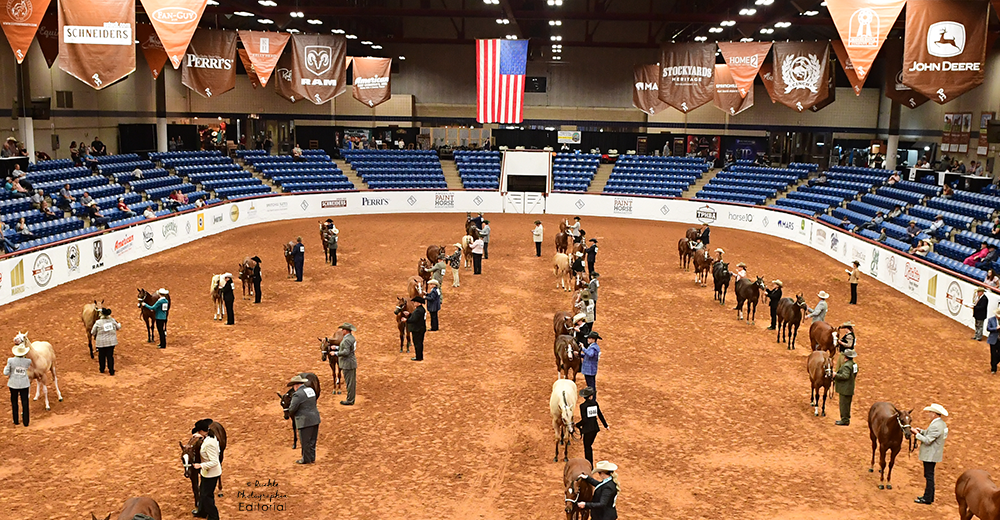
left=407, top=296, right=427, bottom=361
left=292, top=236, right=305, bottom=282
left=765, top=280, right=782, bottom=330
left=532, top=220, right=543, bottom=257
left=251, top=256, right=262, bottom=304
left=335, top=323, right=357, bottom=406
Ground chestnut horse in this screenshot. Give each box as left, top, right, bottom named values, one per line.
left=686, top=227, right=701, bottom=241
left=137, top=288, right=170, bottom=343
left=417, top=258, right=432, bottom=289
left=555, top=232, right=569, bottom=254
left=554, top=311, right=574, bottom=340
left=956, top=469, right=1000, bottom=520
left=554, top=334, right=582, bottom=381
left=678, top=238, right=694, bottom=270
left=81, top=299, right=105, bottom=359
left=867, top=401, right=913, bottom=490
left=806, top=351, right=833, bottom=417
left=92, top=496, right=162, bottom=520
left=809, top=321, right=839, bottom=358
left=394, top=296, right=418, bottom=353
left=179, top=421, right=227, bottom=510
left=283, top=241, right=295, bottom=277
left=712, top=261, right=731, bottom=305
left=276, top=373, right=320, bottom=449
left=734, top=276, right=765, bottom=324
left=563, top=458, right=594, bottom=520
left=776, top=294, right=807, bottom=350
left=426, top=245, right=446, bottom=264
left=238, top=257, right=256, bottom=299
left=692, top=249, right=714, bottom=286
left=406, top=276, right=424, bottom=299
left=465, top=220, right=480, bottom=239
left=319, top=330, right=347, bottom=395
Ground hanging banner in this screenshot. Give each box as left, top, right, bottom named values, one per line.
left=58, top=0, right=136, bottom=89
left=832, top=39, right=864, bottom=95
left=139, top=0, right=207, bottom=69
left=352, top=57, right=392, bottom=108
left=883, top=38, right=928, bottom=109
left=181, top=29, right=237, bottom=98
left=274, top=51, right=299, bottom=103
left=772, top=41, right=831, bottom=112
left=713, top=64, right=753, bottom=116
left=237, top=48, right=259, bottom=88
left=290, top=33, right=347, bottom=105
left=36, top=9, right=58, bottom=68
left=657, top=42, right=715, bottom=113
left=826, top=0, right=905, bottom=79
left=716, top=41, right=771, bottom=98
left=632, top=64, right=669, bottom=115
left=237, top=30, right=289, bottom=87
left=903, top=0, right=988, bottom=104
left=809, top=57, right=838, bottom=112
left=759, top=62, right=777, bottom=103
left=137, top=23, right=168, bottom=80
left=0, top=0, right=50, bottom=63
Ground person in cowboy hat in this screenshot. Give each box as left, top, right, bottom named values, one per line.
left=447, top=243, right=462, bottom=287
left=585, top=238, right=599, bottom=276
left=190, top=418, right=222, bottom=519
left=292, top=236, right=305, bottom=282
left=335, top=323, right=358, bottom=406
left=806, top=291, right=829, bottom=323
left=714, top=248, right=724, bottom=263
left=833, top=349, right=858, bottom=426
left=733, top=262, right=747, bottom=282
left=987, top=307, right=1000, bottom=373
left=575, top=386, right=609, bottom=465
left=4, top=341, right=31, bottom=426
left=142, top=289, right=170, bottom=348
left=971, top=287, right=988, bottom=341
left=835, top=322, right=857, bottom=371
left=569, top=216, right=582, bottom=243
left=250, top=256, right=263, bottom=304
left=572, top=313, right=589, bottom=348
left=913, top=403, right=949, bottom=505
left=532, top=220, right=544, bottom=257
left=846, top=260, right=861, bottom=305
left=406, top=296, right=427, bottom=361
left=326, top=221, right=339, bottom=266
left=480, top=219, right=491, bottom=259
left=765, top=280, right=783, bottom=330
left=572, top=251, right=587, bottom=284
left=286, top=374, right=321, bottom=464
left=581, top=331, right=602, bottom=394
left=91, top=307, right=121, bottom=375
left=588, top=273, right=600, bottom=320
left=700, top=224, right=711, bottom=246
left=221, top=273, right=235, bottom=325
left=426, top=279, right=442, bottom=332
left=575, top=460, right=620, bottom=519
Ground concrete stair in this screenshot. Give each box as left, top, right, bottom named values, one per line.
left=335, top=158, right=367, bottom=190
left=681, top=168, right=720, bottom=198
left=441, top=160, right=464, bottom=190
left=587, top=164, right=615, bottom=193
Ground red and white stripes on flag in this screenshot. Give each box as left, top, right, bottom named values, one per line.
left=477, top=39, right=528, bottom=124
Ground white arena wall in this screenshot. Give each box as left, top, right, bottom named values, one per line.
left=0, top=191, right=992, bottom=331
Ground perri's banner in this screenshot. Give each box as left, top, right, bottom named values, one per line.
left=181, top=29, right=237, bottom=98
left=139, top=0, right=208, bottom=69
left=237, top=30, right=289, bottom=87
left=713, top=64, right=753, bottom=116
left=831, top=39, right=864, bottom=95
left=137, top=23, right=168, bottom=80
left=0, top=0, right=50, bottom=63
left=772, top=41, right=831, bottom=112
left=36, top=9, right=58, bottom=68
left=826, top=0, right=905, bottom=79
left=658, top=42, right=715, bottom=113
left=903, top=0, right=988, bottom=104
left=883, top=38, right=928, bottom=109
left=352, top=57, right=392, bottom=108
left=274, top=51, right=300, bottom=103
left=58, top=0, right=135, bottom=89
left=716, top=41, right=771, bottom=98
left=290, top=33, right=347, bottom=105
left=632, top=64, right=669, bottom=116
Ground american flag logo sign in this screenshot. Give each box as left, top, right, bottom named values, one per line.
left=477, top=39, right=528, bottom=124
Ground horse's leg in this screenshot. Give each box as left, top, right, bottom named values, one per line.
left=33, top=379, right=40, bottom=400
left=877, top=446, right=888, bottom=489
left=87, top=332, right=94, bottom=359
left=791, top=325, right=798, bottom=350
left=885, top=447, right=899, bottom=489
left=51, top=366, right=63, bottom=402
left=399, top=328, right=404, bottom=353
left=820, top=386, right=827, bottom=417
left=42, top=382, right=50, bottom=410
left=869, top=435, right=877, bottom=472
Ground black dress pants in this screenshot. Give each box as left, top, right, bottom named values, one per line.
left=224, top=298, right=234, bottom=325
left=535, top=242, right=541, bottom=257
left=483, top=242, right=489, bottom=259
left=412, top=330, right=425, bottom=360
left=330, top=249, right=337, bottom=266
left=430, top=311, right=439, bottom=331
left=922, top=461, right=936, bottom=502
left=9, top=387, right=28, bottom=426
left=97, top=346, right=115, bottom=374
left=770, top=305, right=779, bottom=329
left=850, top=283, right=858, bottom=304
left=991, top=341, right=1000, bottom=373
left=253, top=279, right=261, bottom=303
left=195, top=475, right=220, bottom=519
left=582, top=431, right=598, bottom=465
left=156, top=319, right=167, bottom=348
left=299, top=425, right=318, bottom=463
left=473, top=253, right=482, bottom=274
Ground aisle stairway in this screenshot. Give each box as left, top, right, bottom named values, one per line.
left=587, top=164, right=615, bottom=193
left=441, top=161, right=464, bottom=190
left=335, top=158, right=367, bottom=189
left=681, top=168, right=719, bottom=198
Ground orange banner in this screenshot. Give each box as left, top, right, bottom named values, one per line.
left=827, top=0, right=905, bottom=80
left=831, top=39, right=864, bottom=95
left=139, top=0, right=208, bottom=69
left=58, top=0, right=136, bottom=90
left=237, top=30, right=289, bottom=87
left=137, top=23, right=168, bottom=79
left=36, top=8, right=58, bottom=68
left=238, top=48, right=259, bottom=88
left=352, top=57, right=392, bottom=108
left=713, top=64, right=753, bottom=115
left=0, top=0, right=51, bottom=63
left=716, top=41, right=771, bottom=99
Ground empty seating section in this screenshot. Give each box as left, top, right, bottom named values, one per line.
left=255, top=157, right=355, bottom=193
left=605, top=155, right=707, bottom=197
left=26, top=165, right=91, bottom=185
left=455, top=151, right=500, bottom=190
left=342, top=149, right=446, bottom=189
left=28, top=158, right=73, bottom=171
left=701, top=163, right=801, bottom=206
left=552, top=153, right=599, bottom=192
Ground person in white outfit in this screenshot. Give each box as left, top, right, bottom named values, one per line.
left=913, top=403, right=949, bottom=505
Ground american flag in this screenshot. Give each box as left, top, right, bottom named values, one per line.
left=477, top=39, right=528, bottom=124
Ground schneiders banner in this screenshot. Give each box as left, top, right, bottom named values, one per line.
left=713, top=63, right=753, bottom=116
left=772, top=41, right=831, bottom=112
left=139, top=0, right=208, bottom=69
left=832, top=39, right=864, bottom=95
left=137, top=23, right=168, bottom=80
left=903, top=0, right=988, bottom=104
left=36, top=9, right=58, bottom=68
left=290, top=33, right=347, bottom=104
left=716, top=41, right=771, bottom=98
left=0, top=0, right=50, bottom=63
left=758, top=62, right=777, bottom=103
left=352, top=56, right=392, bottom=108
left=883, top=38, right=928, bottom=109
left=237, top=30, right=289, bottom=87
left=274, top=51, right=300, bottom=103
left=181, top=29, right=237, bottom=98
left=826, top=0, right=905, bottom=80
left=632, top=64, right=669, bottom=116
left=658, top=42, right=715, bottom=113
left=58, top=0, right=136, bottom=89
left=237, top=48, right=259, bottom=88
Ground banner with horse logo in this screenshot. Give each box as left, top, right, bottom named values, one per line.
left=716, top=41, right=771, bottom=98
left=882, top=38, right=928, bottom=109
left=0, top=0, right=50, bottom=63
left=138, top=0, right=207, bottom=69
left=237, top=30, right=289, bottom=87
left=273, top=50, right=300, bottom=103
left=180, top=28, right=237, bottom=99
left=831, top=38, right=864, bottom=95
left=136, top=23, right=168, bottom=80
left=771, top=41, right=830, bottom=112
left=713, top=63, right=753, bottom=116
left=58, top=0, right=135, bottom=90
left=36, top=8, right=58, bottom=67
left=632, top=64, right=668, bottom=115
left=826, top=0, right=905, bottom=80
left=352, top=56, right=392, bottom=108
left=657, top=42, right=715, bottom=113
left=903, top=0, right=988, bottom=104
left=237, top=48, right=258, bottom=88
left=758, top=62, right=777, bottom=103
left=290, top=33, right=347, bottom=105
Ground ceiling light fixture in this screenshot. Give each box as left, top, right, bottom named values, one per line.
left=331, top=29, right=345, bottom=34
left=286, top=28, right=299, bottom=33
left=694, top=36, right=708, bottom=41
left=257, top=0, right=276, bottom=5
left=361, top=40, right=372, bottom=45
left=720, top=20, right=736, bottom=27
left=740, top=37, right=754, bottom=42
left=803, top=10, right=819, bottom=16
left=371, top=45, right=382, bottom=49
left=234, top=11, right=254, bottom=17
left=550, top=35, right=562, bottom=41
left=257, top=18, right=273, bottom=24
left=759, top=27, right=773, bottom=34
left=398, top=56, right=405, bottom=60
left=552, top=47, right=562, bottom=52
left=496, top=18, right=510, bottom=24
left=546, top=0, right=563, bottom=5
left=483, top=0, right=499, bottom=4
left=290, top=11, right=304, bottom=18
left=755, top=0, right=774, bottom=5
left=553, top=56, right=561, bottom=60
left=739, top=8, right=757, bottom=15
left=774, top=21, right=791, bottom=28
left=548, top=20, right=562, bottom=26
left=207, top=0, right=218, bottom=5
left=346, top=34, right=357, bottom=39
left=708, top=27, right=723, bottom=33
left=307, top=19, right=322, bottom=25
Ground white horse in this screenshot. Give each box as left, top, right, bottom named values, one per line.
left=210, top=274, right=225, bottom=320
left=549, top=379, right=578, bottom=462
left=553, top=253, right=572, bottom=291
left=13, top=332, right=63, bottom=410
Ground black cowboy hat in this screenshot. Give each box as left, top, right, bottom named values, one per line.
left=101, top=308, right=112, bottom=316
left=852, top=260, right=860, bottom=266
left=192, top=418, right=213, bottom=434
left=589, top=238, right=597, bottom=243
left=574, top=216, right=581, bottom=220
left=534, top=220, right=541, bottom=225
left=412, top=296, right=426, bottom=303
left=325, top=218, right=333, bottom=223
left=579, top=387, right=595, bottom=398
left=251, top=256, right=261, bottom=263
left=587, top=331, right=602, bottom=340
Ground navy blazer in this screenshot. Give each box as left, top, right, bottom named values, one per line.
left=988, top=316, right=999, bottom=345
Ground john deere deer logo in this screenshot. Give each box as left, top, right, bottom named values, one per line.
left=305, top=46, right=332, bottom=76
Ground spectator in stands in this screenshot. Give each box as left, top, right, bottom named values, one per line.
left=132, top=167, right=144, bottom=180
left=942, top=184, right=954, bottom=198
left=912, top=239, right=933, bottom=257
left=58, top=184, right=75, bottom=211
left=887, top=171, right=901, bottom=185
left=877, top=228, right=888, bottom=243
left=924, top=215, right=945, bottom=237
left=906, top=221, right=921, bottom=244
left=985, top=269, right=1000, bottom=289
left=79, top=191, right=96, bottom=209
left=973, top=161, right=985, bottom=175
left=887, top=205, right=903, bottom=220
left=989, top=217, right=1000, bottom=239
left=12, top=165, right=31, bottom=192
left=916, top=158, right=929, bottom=168
left=143, top=206, right=156, bottom=219
left=4, top=177, right=24, bottom=197
left=39, top=199, right=57, bottom=220
left=292, top=143, right=305, bottom=162
left=194, top=198, right=205, bottom=208
left=964, top=243, right=990, bottom=267
left=860, top=211, right=884, bottom=231
left=957, top=161, right=967, bottom=173
left=16, top=217, right=32, bottom=237
left=809, top=173, right=828, bottom=187
left=90, top=137, right=106, bottom=156
left=168, top=137, right=177, bottom=152
left=977, top=245, right=1000, bottom=270
left=80, top=147, right=98, bottom=170
left=1, top=137, right=17, bottom=157
left=69, top=141, right=79, bottom=165
left=839, top=216, right=852, bottom=230
left=80, top=192, right=103, bottom=220
left=118, top=197, right=136, bottom=217
left=29, top=189, right=43, bottom=210
left=0, top=220, right=18, bottom=253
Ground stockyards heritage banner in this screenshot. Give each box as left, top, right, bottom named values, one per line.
left=0, top=0, right=50, bottom=63
left=137, top=23, right=168, bottom=79
left=181, top=29, right=237, bottom=98
left=238, top=30, right=289, bottom=87
left=658, top=42, right=715, bottom=113
left=903, top=0, right=988, bottom=104
left=36, top=9, right=58, bottom=68
left=632, top=64, right=668, bottom=115
left=826, top=0, right=905, bottom=80
left=237, top=48, right=258, bottom=88
left=274, top=51, right=300, bottom=103
left=831, top=39, right=864, bottom=95
left=139, top=0, right=208, bottom=69
left=715, top=41, right=771, bottom=98
left=352, top=57, right=392, bottom=108
left=758, top=62, right=776, bottom=103
left=58, top=0, right=136, bottom=89
left=771, top=41, right=830, bottom=112
left=290, top=33, right=347, bottom=104
left=713, top=64, right=753, bottom=116
left=883, top=38, right=928, bottom=109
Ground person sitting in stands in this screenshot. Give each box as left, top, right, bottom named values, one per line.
left=887, top=205, right=903, bottom=220
left=194, top=197, right=205, bottom=208
left=16, top=217, right=32, bottom=237
left=942, top=184, right=954, bottom=199
left=877, top=227, right=888, bottom=243
left=974, top=161, right=985, bottom=175
left=957, top=161, right=967, bottom=173
left=887, top=171, right=901, bottom=185
left=986, top=269, right=1000, bottom=289
left=165, top=190, right=182, bottom=210
left=39, top=199, right=57, bottom=220
left=809, top=173, right=828, bottom=186
left=860, top=211, right=885, bottom=231
left=906, top=220, right=921, bottom=244
left=29, top=189, right=43, bottom=210
left=117, top=197, right=136, bottom=217
left=965, top=243, right=990, bottom=267
left=143, top=206, right=156, bottom=219
left=58, top=184, right=75, bottom=211
left=0, top=220, right=17, bottom=253
left=90, top=137, right=106, bottom=156
left=916, top=158, right=929, bottom=168
left=292, top=143, right=305, bottom=162
left=923, top=215, right=945, bottom=237
left=79, top=192, right=103, bottom=220
left=977, top=245, right=1000, bottom=271
left=5, top=176, right=26, bottom=197
left=912, top=239, right=933, bottom=257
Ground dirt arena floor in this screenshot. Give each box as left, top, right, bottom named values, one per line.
left=0, top=213, right=997, bottom=519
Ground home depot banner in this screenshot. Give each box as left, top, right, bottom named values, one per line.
left=713, top=64, right=753, bottom=115
left=657, top=42, right=715, bottom=113
left=883, top=38, right=928, bottom=108
left=36, top=9, right=58, bottom=67
left=352, top=57, right=392, bottom=107
left=716, top=41, right=771, bottom=98
left=139, top=0, right=207, bottom=69
left=237, top=48, right=259, bottom=88
left=237, top=30, right=288, bottom=87
left=903, top=0, right=988, bottom=104
left=826, top=0, right=905, bottom=79
left=181, top=29, right=236, bottom=98
left=58, top=0, right=135, bottom=89
left=290, top=33, right=347, bottom=104
left=273, top=51, right=299, bottom=103
left=136, top=23, right=168, bottom=79
left=632, top=64, right=669, bottom=115
left=0, top=0, right=50, bottom=63
left=772, top=41, right=830, bottom=112
left=832, top=39, right=864, bottom=95
left=759, top=62, right=776, bottom=103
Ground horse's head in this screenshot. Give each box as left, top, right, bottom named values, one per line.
left=12, top=331, right=27, bottom=345
left=277, top=389, right=294, bottom=420
left=896, top=407, right=915, bottom=449
left=394, top=296, right=407, bottom=314
left=560, top=393, right=576, bottom=436
left=318, top=336, right=333, bottom=358
left=754, top=276, right=766, bottom=289
left=565, top=476, right=585, bottom=514
left=178, top=435, right=201, bottom=479
left=794, top=293, right=807, bottom=307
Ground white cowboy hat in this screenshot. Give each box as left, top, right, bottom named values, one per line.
left=923, top=403, right=949, bottom=417
left=427, top=279, right=439, bottom=285
left=575, top=251, right=583, bottom=257
left=223, top=272, right=233, bottom=279
left=157, top=288, right=169, bottom=295
left=573, top=313, right=586, bottom=323
left=736, top=262, right=746, bottom=268
left=12, top=344, right=28, bottom=356
left=453, top=243, right=462, bottom=248
left=772, top=280, right=783, bottom=287
left=715, top=248, right=724, bottom=253
left=594, top=461, right=618, bottom=473
left=817, top=291, right=829, bottom=299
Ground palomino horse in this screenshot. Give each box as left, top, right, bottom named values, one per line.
left=179, top=421, right=227, bottom=509
left=678, top=238, right=694, bottom=270
left=686, top=227, right=701, bottom=241
left=417, top=258, right=432, bottom=289
left=734, top=276, right=765, bottom=324
left=956, top=469, right=1000, bottom=520
left=81, top=299, right=105, bottom=359
left=394, top=297, right=418, bottom=353
left=319, top=329, right=347, bottom=395
left=554, top=311, right=574, bottom=340
left=92, top=496, right=162, bottom=520
left=550, top=378, right=578, bottom=462
left=13, top=331, right=63, bottom=410
left=461, top=235, right=475, bottom=268
left=238, top=257, right=256, bottom=299
left=554, top=334, right=582, bottom=381
left=426, top=245, right=446, bottom=264
left=283, top=241, right=295, bottom=277
left=138, top=288, right=170, bottom=343
left=809, top=321, right=838, bottom=358
left=553, top=253, right=572, bottom=291
left=210, top=275, right=225, bottom=321
left=563, top=458, right=594, bottom=520
left=712, top=261, right=731, bottom=305
left=776, top=294, right=807, bottom=350
left=406, top=276, right=424, bottom=299
left=692, top=249, right=714, bottom=286
left=867, top=402, right=913, bottom=490
left=276, top=373, right=320, bottom=448
left=806, top=351, right=834, bottom=417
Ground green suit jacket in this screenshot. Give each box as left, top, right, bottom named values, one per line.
left=833, top=359, right=857, bottom=395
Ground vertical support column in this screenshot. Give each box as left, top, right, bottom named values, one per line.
left=156, top=73, right=167, bottom=152
left=885, top=101, right=901, bottom=170
left=15, top=62, right=34, bottom=163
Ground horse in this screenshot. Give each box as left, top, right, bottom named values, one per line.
left=210, top=275, right=225, bottom=321
left=394, top=297, right=418, bottom=353
left=461, top=235, right=474, bottom=268
left=81, top=299, right=105, bottom=359
left=677, top=238, right=694, bottom=271
left=137, top=288, right=171, bottom=343
left=554, top=334, right=582, bottom=381
left=712, top=261, right=731, bottom=305
left=426, top=245, right=446, bottom=264
left=179, top=421, right=227, bottom=509
left=283, top=241, right=295, bottom=277
left=238, top=257, right=256, bottom=299
left=92, top=496, right=162, bottom=520
left=866, top=401, right=913, bottom=490
left=320, top=223, right=332, bottom=264
left=553, top=253, right=572, bottom=291
left=806, top=351, right=834, bottom=417
left=776, top=294, right=807, bottom=350
left=13, top=331, right=63, bottom=410
left=406, top=276, right=424, bottom=299
left=563, top=458, right=594, bottom=520
left=417, top=258, right=432, bottom=289
left=319, top=330, right=347, bottom=395
left=276, top=373, right=320, bottom=449
left=686, top=227, right=701, bottom=241
left=734, top=276, right=765, bottom=324
left=809, top=321, right=838, bottom=358
left=554, top=311, right=574, bottom=340
left=956, top=469, right=1000, bottom=520
left=549, top=378, right=578, bottom=462
left=465, top=220, right=480, bottom=240
left=555, top=231, right=569, bottom=254
left=692, top=249, right=714, bottom=286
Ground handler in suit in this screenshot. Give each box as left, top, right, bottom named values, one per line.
left=286, top=374, right=320, bottom=464
left=336, top=323, right=357, bottom=406
left=251, top=256, right=262, bottom=304
left=989, top=308, right=1000, bottom=373
left=292, top=236, right=305, bottom=282
left=407, top=296, right=427, bottom=361
left=833, top=349, right=857, bottom=426
left=972, top=288, right=988, bottom=340
left=913, top=403, right=949, bottom=505
left=806, top=291, right=829, bottom=323
left=575, top=387, right=609, bottom=465
left=765, top=280, right=782, bottom=331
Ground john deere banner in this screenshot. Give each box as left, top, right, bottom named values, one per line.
left=290, top=33, right=347, bottom=105
left=832, top=39, right=864, bottom=95
left=759, top=62, right=776, bottom=103
left=237, top=48, right=259, bottom=88
left=716, top=41, right=771, bottom=98
left=137, top=23, right=168, bottom=79
left=0, top=0, right=50, bottom=63
left=826, top=0, right=905, bottom=80
left=713, top=64, right=753, bottom=116
left=883, top=38, right=928, bottom=109
left=139, top=0, right=207, bottom=69
left=181, top=29, right=236, bottom=98
left=237, top=30, right=288, bottom=87
left=772, top=41, right=831, bottom=112
left=903, top=0, right=988, bottom=104
left=632, top=64, right=669, bottom=115
left=658, top=42, right=715, bottom=113
left=58, top=0, right=135, bottom=89
left=274, top=51, right=300, bottom=103
left=352, top=57, right=392, bottom=107
left=36, top=9, right=58, bottom=68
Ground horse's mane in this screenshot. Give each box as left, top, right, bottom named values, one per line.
left=210, top=275, right=221, bottom=294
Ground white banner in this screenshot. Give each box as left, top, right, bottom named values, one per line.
left=557, top=131, right=581, bottom=144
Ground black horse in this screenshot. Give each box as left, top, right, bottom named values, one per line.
left=712, top=261, right=731, bottom=305
left=734, top=276, right=765, bottom=324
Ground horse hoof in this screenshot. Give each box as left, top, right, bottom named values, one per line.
left=59, top=397, right=63, bottom=402
left=45, top=405, right=50, bottom=410
left=886, top=485, right=892, bottom=490
left=869, top=468, right=874, bottom=473
left=553, top=457, right=558, bottom=463
left=878, top=485, right=884, bottom=490
left=821, top=412, right=825, bottom=417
